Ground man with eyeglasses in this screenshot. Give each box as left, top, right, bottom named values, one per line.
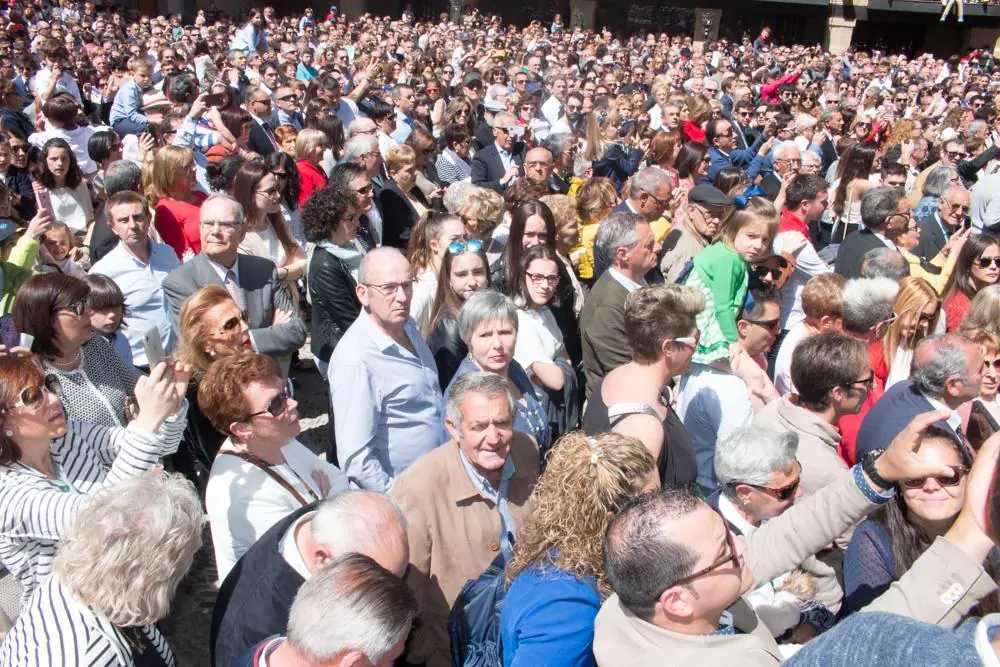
left=244, top=90, right=279, bottom=159
left=702, top=118, right=768, bottom=185
left=661, top=185, right=730, bottom=284
left=163, top=195, right=306, bottom=362
left=273, top=86, right=304, bottom=131
left=329, top=247, right=444, bottom=492
left=471, top=111, right=523, bottom=194
left=676, top=286, right=780, bottom=491
left=913, top=184, right=970, bottom=262
left=834, top=186, right=910, bottom=280
left=760, top=141, right=801, bottom=200
left=596, top=409, right=995, bottom=666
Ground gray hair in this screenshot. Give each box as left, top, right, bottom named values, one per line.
left=457, top=290, right=518, bottom=346
left=103, top=159, right=142, bottom=196
left=630, top=167, right=672, bottom=198
left=53, top=473, right=204, bottom=626
left=967, top=119, right=988, bottom=139
left=910, top=334, right=975, bottom=396
left=715, top=427, right=799, bottom=500
left=443, top=181, right=474, bottom=213
left=445, top=371, right=515, bottom=429
left=774, top=140, right=799, bottom=159
left=312, top=490, right=408, bottom=563
left=545, top=133, right=574, bottom=160
left=287, top=553, right=416, bottom=664
left=573, top=155, right=593, bottom=178
left=860, top=186, right=905, bottom=230
left=801, top=151, right=821, bottom=168
left=596, top=212, right=643, bottom=269
left=819, top=108, right=840, bottom=124
left=201, top=194, right=246, bottom=226
left=923, top=165, right=958, bottom=198
left=861, top=247, right=909, bottom=281
left=841, top=277, right=899, bottom=334
left=342, top=134, right=378, bottom=163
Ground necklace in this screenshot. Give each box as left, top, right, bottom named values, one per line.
left=49, top=348, right=82, bottom=371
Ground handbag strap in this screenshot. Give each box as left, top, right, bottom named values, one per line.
left=222, top=450, right=310, bottom=506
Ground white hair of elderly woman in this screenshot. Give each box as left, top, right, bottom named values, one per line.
left=53, top=473, right=204, bottom=627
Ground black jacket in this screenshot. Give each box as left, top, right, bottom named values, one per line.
left=211, top=504, right=315, bottom=667
left=247, top=118, right=279, bottom=160
left=428, top=314, right=467, bottom=391
left=307, top=245, right=362, bottom=363
left=913, top=212, right=949, bottom=262
left=471, top=142, right=523, bottom=194
left=375, top=179, right=429, bottom=249
left=833, top=228, right=894, bottom=279
left=5, top=166, right=35, bottom=222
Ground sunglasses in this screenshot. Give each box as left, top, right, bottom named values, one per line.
left=59, top=299, right=88, bottom=317
left=216, top=309, right=250, bottom=336
left=754, top=266, right=782, bottom=281
left=901, top=465, right=968, bottom=489
left=977, top=257, right=1000, bottom=269
left=447, top=239, right=483, bottom=254
left=983, top=358, right=1000, bottom=373
left=11, top=374, right=62, bottom=412
left=277, top=94, right=296, bottom=101
left=244, top=390, right=290, bottom=420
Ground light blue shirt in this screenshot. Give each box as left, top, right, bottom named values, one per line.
left=329, top=310, right=444, bottom=491
left=390, top=108, right=414, bottom=144
left=90, top=241, right=180, bottom=367
left=458, top=449, right=516, bottom=556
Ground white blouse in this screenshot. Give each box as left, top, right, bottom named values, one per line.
left=514, top=307, right=564, bottom=372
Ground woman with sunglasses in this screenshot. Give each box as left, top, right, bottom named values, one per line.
left=870, top=276, right=940, bottom=393
left=1, top=131, right=35, bottom=222
left=426, top=239, right=490, bottom=389
left=960, top=324, right=1000, bottom=451
left=0, top=354, right=189, bottom=607
left=843, top=424, right=1000, bottom=616
left=712, top=426, right=842, bottom=639
left=408, top=214, right=466, bottom=335
left=14, top=274, right=136, bottom=427
left=942, top=234, right=1000, bottom=332
left=173, top=285, right=252, bottom=493
left=422, top=77, right=446, bottom=137
left=200, top=350, right=350, bottom=582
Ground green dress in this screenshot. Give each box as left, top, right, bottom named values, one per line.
left=682, top=242, right=748, bottom=364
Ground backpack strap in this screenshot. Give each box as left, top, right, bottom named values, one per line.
left=607, top=402, right=661, bottom=428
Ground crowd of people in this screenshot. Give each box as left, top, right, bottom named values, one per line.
left=3, top=0, right=1000, bottom=665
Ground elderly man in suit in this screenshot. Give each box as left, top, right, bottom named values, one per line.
left=913, top=184, right=970, bottom=262
left=471, top=111, right=523, bottom=194
left=244, top=89, right=280, bottom=158
left=392, top=371, right=539, bottom=667
left=593, top=414, right=997, bottom=666
left=581, top=212, right=663, bottom=398
left=833, top=186, right=910, bottom=280
left=855, top=334, right=982, bottom=462
left=162, top=195, right=307, bottom=360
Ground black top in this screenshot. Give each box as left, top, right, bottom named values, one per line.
left=307, top=245, right=362, bottom=363
left=428, top=314, right=467, bottom=392
left=581, top=378, right=698, bottom=488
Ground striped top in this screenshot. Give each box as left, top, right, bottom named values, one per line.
left=0, top=407, right=187, bottom=606
left=434, top=147, right=472, bottom=185
left=0, top=575, right=175, bottom=666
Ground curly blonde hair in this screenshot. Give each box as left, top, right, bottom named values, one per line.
left=506, top=431, right=655, bottom=594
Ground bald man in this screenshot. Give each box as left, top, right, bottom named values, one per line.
left=523, top=147, right=555, bottom=191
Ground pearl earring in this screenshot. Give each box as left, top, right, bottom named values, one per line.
left=4, top=431, right=12, bottom=437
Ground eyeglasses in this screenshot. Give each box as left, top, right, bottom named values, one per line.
left=977, top=257, right=1000, bottom=269
left=917, top=312, right=937, bottom=324
left=364, top=281, right=414, bottom=297
left=949, top=203, right=970, bottom=213
left=672, top=334, right=699, bottom=348
left=901, top=465, right=968, bottom=490
left=946, top=150, right=968, bottom=160
left=670, top=514, right=740, bottom=588
left=447, top=239, right=483, bottom=254
left=744, top=316, right=781, bottom=331
left=526, top=271, right=560, bottom=287
left=754, top=266, right=782, bottom=281
left=277, top=94, right=296, bottom=102
left=11, top=374, right=62, bottom=412
left=243, top=390, right=290, bottom=420
left=215, top=309, right=249, bottom=336
left=256, top=185, right=280, bottom=196
left=983, top=358, right=1000, bottom=373
left=59, top=299, right=88, bottom=317
left=9, top=145, right=27, bottom=153
left=271, top=170, right=287, bottom=179
left=353, top=183, right=374, bottom=195
left=842, top=374, right=875, bottom=393
left=737, top=476, right=800, bottom=501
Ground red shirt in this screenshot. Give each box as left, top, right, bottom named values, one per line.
left=943, top=289, right=971, bottom=333
left=779, top=209, right=808, bottom=235
left=297, top=159, right=328, bottom=209
left=837, top=341, right=887, bottom=466
left=155, top=192, right=207, bottom=261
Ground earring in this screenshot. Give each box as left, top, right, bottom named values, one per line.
left=208, top=349, right=217, bottom=358
left=4, top=431, right=12, bottom=437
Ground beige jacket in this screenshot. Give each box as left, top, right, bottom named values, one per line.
left=593, top=469, right=996, bottom=666
left=754, top=396, right=845, bottom=495
left=391, top=435, right=539, bottom=667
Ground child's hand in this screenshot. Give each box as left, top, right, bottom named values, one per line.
left=25, top=210, right=54, bottom=240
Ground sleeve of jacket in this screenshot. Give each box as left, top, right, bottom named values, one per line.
left=862, top=536, right=996, bottom=627
left=377, top=188, right=416, bottom=249
left=588, top=301, right=631, bottom=378
left=471, top=152, right=503, bottom=193
left=731, top=135, right=766, bottom=167
left=958, top=145, right=999, bottom=183
left=250, top=268, right=307, bottom=357
left=746, top=469, right=876, bottom=587
left=10, top=170, right=36, bottom=221
left=309, top=253, right=358, bottom=358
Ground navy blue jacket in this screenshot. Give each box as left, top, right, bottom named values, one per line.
left=855, top=381, right=961, bottom=461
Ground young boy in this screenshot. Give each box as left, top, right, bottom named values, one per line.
left=110, top=56, right=155, bottom=136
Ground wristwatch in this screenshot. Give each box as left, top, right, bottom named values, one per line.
left=861, top=448, right=892, bottom=492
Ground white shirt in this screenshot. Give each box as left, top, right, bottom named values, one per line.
left=773, top=322, right=810, bottom=396
left=410, top=269, right=438, bottom=335
left=540, top=95, right=563, bottom=126
left=279, top=511, right=315, bottom=580
left=514, top=307, right=564, bottom=372
left=608, top=267, right=645, bottom=293
left=920, top=390, right=964, bottom=434
left=205, top=438, right=351, bottom=582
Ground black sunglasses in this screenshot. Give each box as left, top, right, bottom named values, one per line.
left=901, top=466, right=968, bottom=490
left=244, top=390, right=290, bottom=420
left=738, top=477, right=800, bottom=501
left=59, top=299, right=88, bottom=317
left=977, top=257, right=1000, bottom=269
left=754, top=266, right=782, bottom=281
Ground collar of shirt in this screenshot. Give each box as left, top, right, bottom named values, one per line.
left=934, top=212, right=951, bottom=240
left=717, top=494, right=756, bottom=537
left=919, top=389, right=964, bottom=433
left=356, top=309, right=419, bottom=354
left=208, top=256, right=240, bottom=284
left=975, top=613, right=1000, bottom=666
left=458, top=447, right=514, bottom=505
left=608, top=267, right=645, bottom=293
left=872, top=230, right=899, bottom=252
left=495, top=141, right=511, bottom=158
left=279, top=511, right=316, bottom=580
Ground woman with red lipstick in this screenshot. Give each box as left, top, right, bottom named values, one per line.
left=0, top=354, right=190, bottom=606
left=172, top=285, right=253, bottom=493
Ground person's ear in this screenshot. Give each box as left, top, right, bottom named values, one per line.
left=445, top=416, right=461, bottom=443
left=736, top=319, right=751, bottom=339
left=308, top=545, right=332, bottom=573
left=356, top=283, right=370, bottom=308
left=337, top=649, right=370, bottom=667
left=658, top=585, right=694, bottom=620
left=228, top=420, right=252, bottom=442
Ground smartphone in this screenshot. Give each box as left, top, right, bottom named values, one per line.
left=32, top=183, right=53, bottom=217
left=142, top=327, right=166, bottom=368
left=203, top=92, right=226, bottom=108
